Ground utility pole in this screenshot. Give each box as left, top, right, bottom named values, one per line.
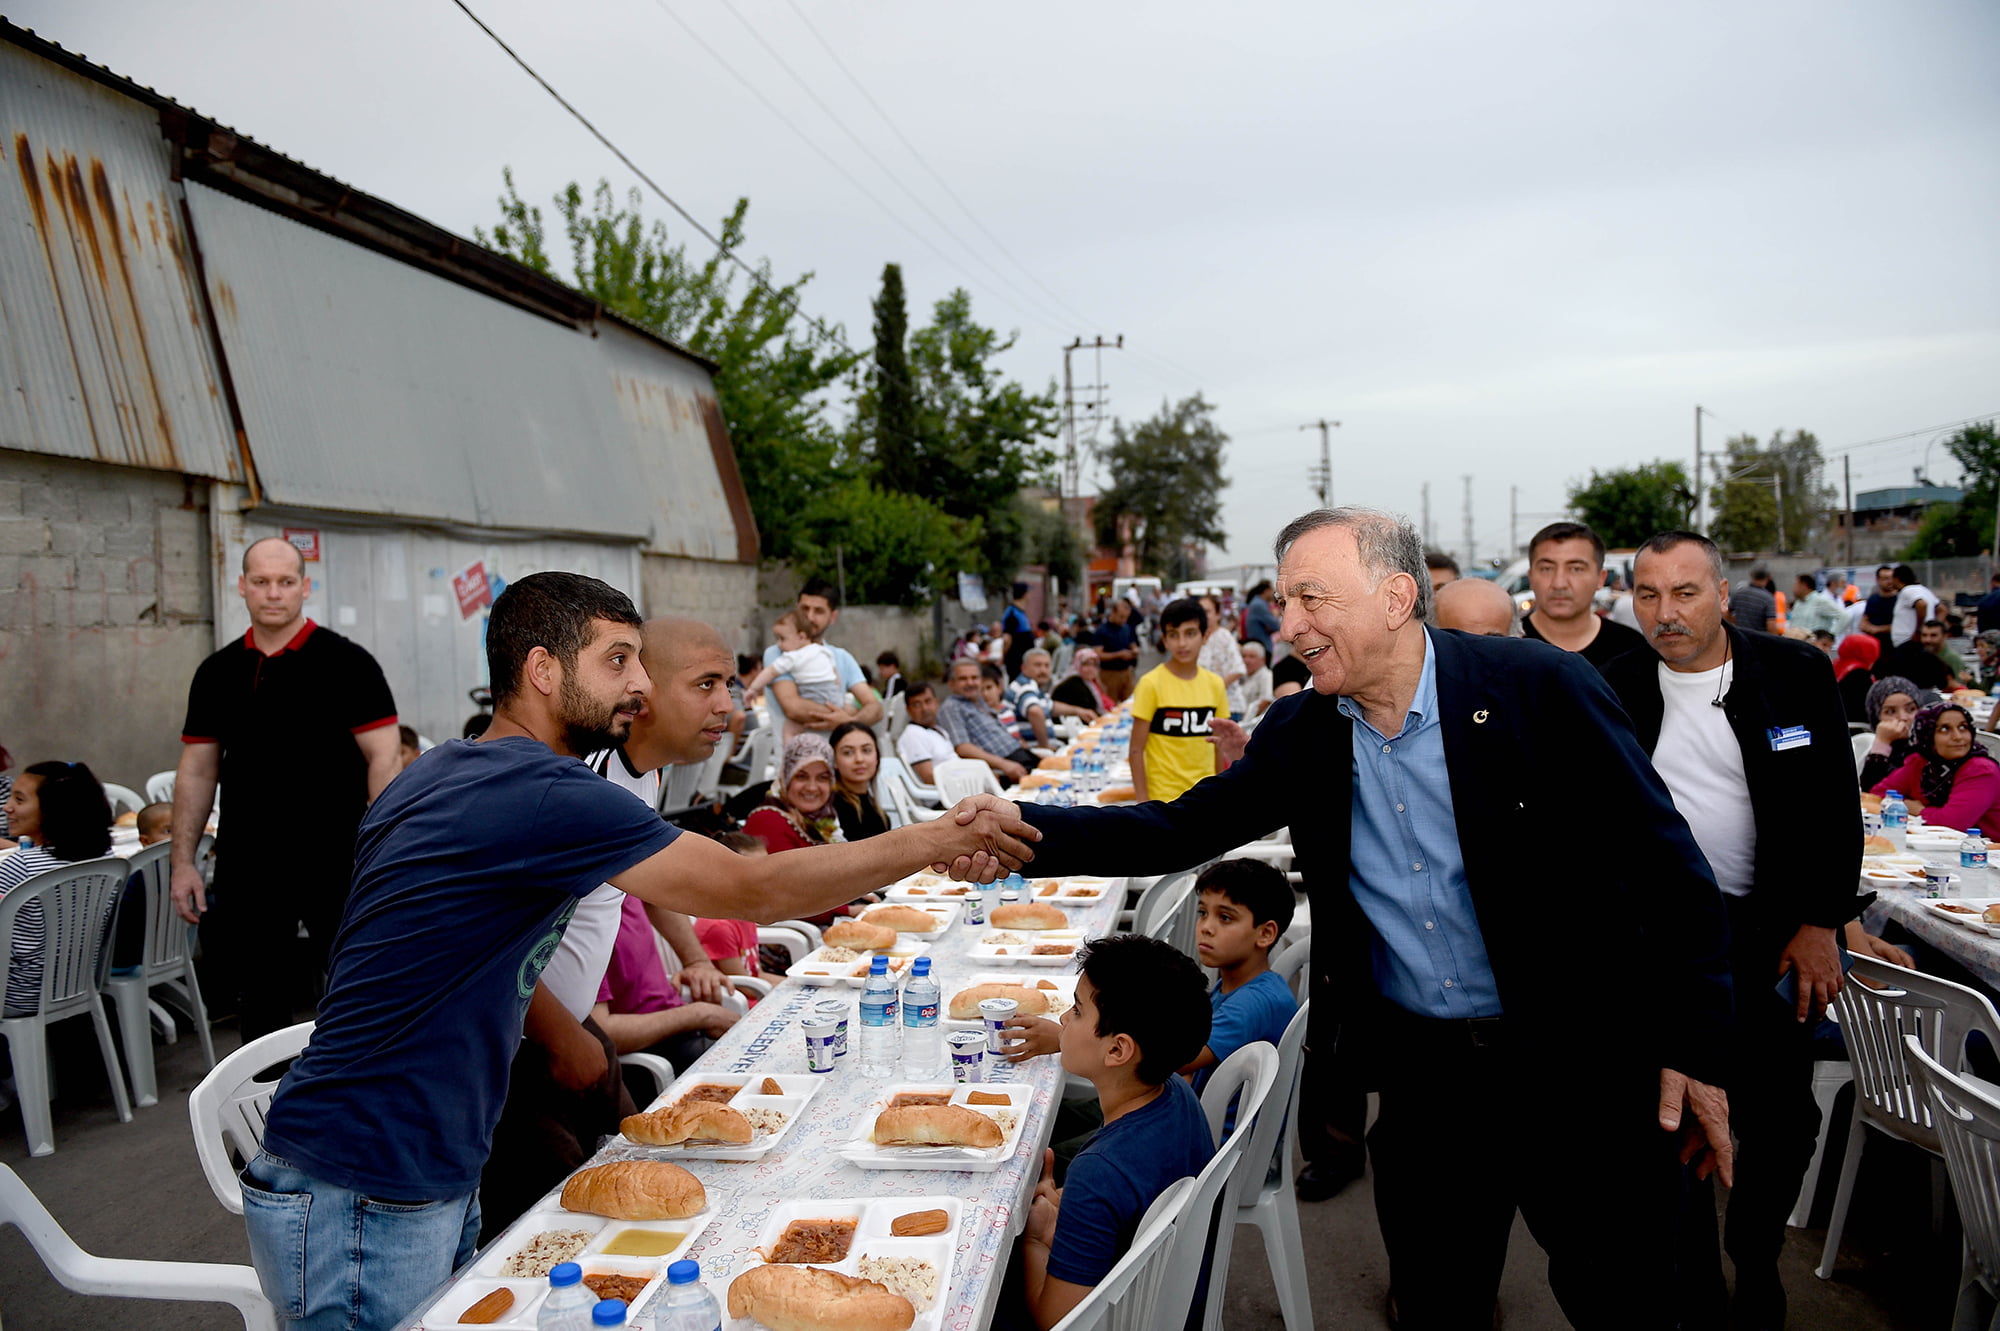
left=1299, top=419, right=1341, bottom=506
left=1694, top=405, right=1714, bottom=533
left=1061, top=336, right=1122, bottom=501
left=1509, top=485, right=1518, bottom=557
left=1421, top=482, right=1432, bottom=549
left=1461, top=475, right=1475, bottom=569
left=1844, top=455, right=1853, bottom=564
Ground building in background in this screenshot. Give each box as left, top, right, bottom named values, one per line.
left=1830, top=484, right=1965, bottom=564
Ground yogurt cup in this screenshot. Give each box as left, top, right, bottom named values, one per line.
left=948, top=1030, right=987, bottom=1083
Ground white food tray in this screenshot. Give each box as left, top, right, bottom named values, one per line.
left=839, top=1082, right=1032, bottom=1172
left=785, top=940, right=931, bottom=987
left=1023, top=876, right=1113, bottom=907
left=970, top=930, right=1084, bottom=966
left=1922, top=897, right=2000, bottom=936
left=855, top=900, right=960, bottom=938
left=941, top=973, right=1076, bottom=1032
left=722, top=1197, right=963, bottom=1331
left=882, top=873, right=982, bottom=905
left=615, top=1071, right=825, bottom=1160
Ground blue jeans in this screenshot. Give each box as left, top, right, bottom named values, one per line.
left=241, top=1150, right=481, bottom=1331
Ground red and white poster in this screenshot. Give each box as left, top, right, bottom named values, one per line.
left=282, top=527, right=321, bottom=562
left=453, top=560, right=493, bottom=619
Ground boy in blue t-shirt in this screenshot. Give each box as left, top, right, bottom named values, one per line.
left=1181, top=858, right=1298, bottom=1095
left=1020, top=934, right=1214, bottom=1330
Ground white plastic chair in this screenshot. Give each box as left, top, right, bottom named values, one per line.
left=1271, top=931, right=1311, bottom=1005
left=756, top=927, right=812, bottom=971
left=1176, top=1041, right=1281, bottom=1331
left=934, top=757, right=1005, bottom=803
left=771, top=918, right=823, bottom=952
left=1218, top=1004, right=1313, bottom=1331
left=621, top=1052, right=676, bottom=1103
left=1851, top=732, right=1877, bottom=777
left=882, top=755, right=944, bottom=808
left=726, top=725, right=777, bottom=795
left=1905, top=1034, right=2000, bottom=1330
left=876, top=758, right=945, bottom=827
left=1050, top=1175, right=1194, bottom=1331
left=187, top=1020, right=315, bottom=1214
left=0, top=1163, right=277, bottom=1329
left=1134, top=870, right=1201, bottom=959
left=100, top=783, right=146, bottom=819
left=1818, top=955, right=2000, bottom=1278
left=1787, top=1050, right=1855, bottom=1228
left=884, top=690, right=909, bottom=747
left=103, top=840, right=215, bottom=1107
left=0, top=856, right=134, bottom=1155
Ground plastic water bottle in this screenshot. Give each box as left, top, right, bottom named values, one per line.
left=590, top=1301, right=627, bottom=1329
left=1035, top=783, right=1055, bottom=807
left=859, top=955, right=900, bottom=1078
left=1881, top=790, right=1910, bottom=852
left=1057, top=782, right=1075, bottom=808
left=537, top=1263, right=595, bottom=1331
left=902, top=957, right=943, bottom=1080
left=656, top=1259, right=722, bottom=1331
left=1961, top=827, right=1988, bottom=886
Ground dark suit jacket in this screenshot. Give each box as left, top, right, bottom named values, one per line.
left=1601, top=624, right=1862, bottom=944
left=1018, top=627, right=1735, bottom=1093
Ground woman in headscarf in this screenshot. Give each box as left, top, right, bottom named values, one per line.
left=1857, top=675, right=1935, bottom=792
left=2, top=761, right=112, bottom=1014
left=1869, top=701, right=2000, bottom=832
left=827, top=721, right=890, bottom=843
left=1832, top=633, right=1882, bottom=724
left=1051, top=647, right=1115, bottom=718
left=742, top=734, right=840, bottom=854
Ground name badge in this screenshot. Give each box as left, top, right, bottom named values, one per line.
left=1767, top=724, right=1811, bottom=752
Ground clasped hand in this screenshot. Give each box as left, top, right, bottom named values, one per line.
left=929, top=793, right=1042, bottom=882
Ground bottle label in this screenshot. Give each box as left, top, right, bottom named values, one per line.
left=905, top=1001, right=939, bottom=1027
left=862, top=1001, right=898, bottom=1026
left=1964, top=850, right=1988, bottom=869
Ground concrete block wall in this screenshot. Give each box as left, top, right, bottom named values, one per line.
left=641, top=553, right=762, bottom=655
left=0, top=449, right=214, bottom=789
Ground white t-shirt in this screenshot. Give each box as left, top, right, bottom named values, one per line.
left=767, top=643, right=845, bottom=708
left=538, top=751, right=666, bottom=1021
left=1651, top=659, right=1756, bottom=896
left=898, top=723, right=955, bottom=775
left=1892, top=584, right=1938, bottom=645
left=1240, top=666, right=1274, bottom=715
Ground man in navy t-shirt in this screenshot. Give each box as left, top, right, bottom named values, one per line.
left=241, top=572, right=1041, bottom=1331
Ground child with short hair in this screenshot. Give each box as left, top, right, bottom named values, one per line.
left=1182, top=858, right=1298, bottom=1096
left=135, top=801, right=174, bottom=847
left=1020, top=933, right=1214, bottom=1329
left=743, top=610, right=846, bottom=740
left=1131, top=598, right=1229, bottom=802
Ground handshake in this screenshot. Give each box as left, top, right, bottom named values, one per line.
left=925, top=793, right=1045, bottom=883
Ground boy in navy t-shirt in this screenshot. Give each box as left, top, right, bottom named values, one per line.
left=1182, top=858, right=1298, bottom=1096
left=1020, top=934, right=1214, bottom=1330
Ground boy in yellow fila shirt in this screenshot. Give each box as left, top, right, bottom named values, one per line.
left=1130, top=597, right=1230, bottom=803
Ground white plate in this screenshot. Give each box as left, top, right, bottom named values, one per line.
left=445, top=1204, right=714, bottom=1327
left=883, top=878, right=984, bottom=905
left=1922, top=898, right=2000, bottom=932
left=785, top=941, right=931, bottom=988
left=722, top=1197, right=963, bottom=1331
left=1020, top=876, right=1113, bottom=907
left=839, top=1082, right=1032, bottom=1172
left=940, top=973, right=1076, bottom=1031
left=614, top=1072, right=824, bottom=1160
left=969, top=931, right=1085, bottom=966
left=855, top=901, right=960, bottom=939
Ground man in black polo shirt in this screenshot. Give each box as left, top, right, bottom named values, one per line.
left=1518, top=520, right=1648, bottom=671
left=170, top=536, right=402, bottom=1041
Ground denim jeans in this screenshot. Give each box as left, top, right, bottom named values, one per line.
left=241, top=1149, right=481, bottom=1331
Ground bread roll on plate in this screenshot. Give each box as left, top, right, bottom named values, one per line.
left=948, top=982, right=1051, bottom=1021
left=824, top=919, right=898, bottom=952
left=728, top=1263, right=914, bottom=1331
left=560, top=1160, right=705, bottom=1218
left=990, top=902, right=1066, bottom=931
left=860, top=905, right=940, bottom=934
left=1035, top=753, right=1072, bottom=771
left=1098, top=785, right=1136, bottom=803
left=621, top=1100, right=752, bottom=1146
left=1861, top=835, right=1896, bottom=856
left=872, top=1103, right=1004, bottom=1149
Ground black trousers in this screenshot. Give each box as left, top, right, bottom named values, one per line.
left=200, top=842, right=352, bottom=1043
left=1676, top=897, right=1821, bottom=1320
left=479, top=1015, right=635, bottom=1243
left=1367, top=1010, right=1684, bottom=1331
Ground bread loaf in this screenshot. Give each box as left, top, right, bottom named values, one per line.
left=1035, top=753, right=1072, bottom=771
left=1861, top=835, right=1896, bottom=855
left=824, top=919, right=898, bottom=952
left=727, top=1263, right=915, bottom=1331
left=1098, top=784, right=1136, bottom=803
left=990, top=902, right=1066, bottom=931
left=621, top=1100, right=752, bottom=1146
left=860, top=905, right=939, bottom=934
left=872, top=1103, right=1004, bottom=1148
left=947, top=982, right=1050, bottom=1021
left=560, top=1161, right=706, bottom=1219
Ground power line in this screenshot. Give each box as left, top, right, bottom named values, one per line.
left=1820, top=411, right=1999, bottom=454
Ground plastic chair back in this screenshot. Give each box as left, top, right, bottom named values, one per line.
left=934, top=758, right=1004, bottom=803
left=0, top=857, right=129, bottom=1019
left=757, top=927, right=813, bottom=970
left=1135, top=869, right=1200, bottom=957
left=885, top=690, right=909, bottom=746
left=1978, top=732, right=2000, bottom=763
left=1835, top=954, right=2000, bottom=1154
left=1851, top=731, right=1876, bottom=776
left=1906, top=1035, right=2000, bottom=1300
left=1165, top=1042, right=1280, bottom=1330
left=0, top=1164, right=276, bottom=1329
left=880, top=756, right=943, bottom=807
left=120, top=842, right=193, bottom=984
left=1271, top=932, right=1312, bottom=1005
left=187, top=1021, right=315, bottom=1214
left=144, top=771, right=177, bottom=804
left=1049, top=1176, right=1194, bottom=1331
left=100, top=784, right=146, bottom=818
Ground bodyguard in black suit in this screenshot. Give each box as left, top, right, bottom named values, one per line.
left=1016, top=508, right=1736, bottom=1330
left=1604, top=532, right=1861, bottom=1330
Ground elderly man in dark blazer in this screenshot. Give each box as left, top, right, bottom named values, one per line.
left=1014, top=507, right=1736, bottom=1330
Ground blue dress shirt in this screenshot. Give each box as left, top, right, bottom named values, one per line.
left=1339, top=630, right=1503, bottom=1018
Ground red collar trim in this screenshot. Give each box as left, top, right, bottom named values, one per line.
left=243, top=619, right=317, bottom=657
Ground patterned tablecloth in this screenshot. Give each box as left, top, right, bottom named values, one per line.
left=406, top=874, right=1126, bottom=1330
left=1863, top=863, right=2000, bottom=992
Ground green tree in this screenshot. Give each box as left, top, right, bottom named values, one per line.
left=1903, top=423, right=2000, bottom=558
left=869, top=264, right=920, bottom=496
left=1707, top=429, right=1835, bottom=554
left=1017, top=496, right=1086, bottom=588
left=1567, top=461, right=1694, bottom=547
left=790, top=478, right=975, bottom=605
left=1094, top=395, right=1230, bottom=578
left=476, top=171, right=857, bottom=559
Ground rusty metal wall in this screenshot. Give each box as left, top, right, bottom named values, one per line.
left=0, top=43, right=240, bottom=480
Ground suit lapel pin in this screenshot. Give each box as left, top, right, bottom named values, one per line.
left=1473, top=709, right=1489, bottom=724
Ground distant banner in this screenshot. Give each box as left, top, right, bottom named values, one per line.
left=453, top=560, right=493, bottom=619
left=957, top=572, right=988, bottom=613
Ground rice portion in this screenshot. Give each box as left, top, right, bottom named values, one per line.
left=498, top=1228, right=594, bottom=1277
left=741, top=1106, right=790, bottom=1136
left=857, top=1254, right=940, bottom=1308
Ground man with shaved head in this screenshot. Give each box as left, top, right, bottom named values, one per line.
left=171, top=534, right=402, bottom=1040
left=1432, top=575, right=1521, bottom=638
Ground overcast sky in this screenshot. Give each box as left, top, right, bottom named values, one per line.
left=19, top=0, right=1999, bottom=567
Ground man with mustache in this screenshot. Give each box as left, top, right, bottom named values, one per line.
left=1604, top=531, right=1859, bottom=1330
left=1517, top=521, right=1647, bottom=671
left=241, top=573, right=1038, bottom=1331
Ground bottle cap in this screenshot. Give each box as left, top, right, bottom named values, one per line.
left=1887, top=790, right=1900, bottom=797
left=590, top=1300, right=628, bottom=1326
left=912, top=957, right=931, bottom=976
left=870, top=954, right=889, bottom=974
left=549, top=1262, right=582, bottom=1287
left=1973, top=828, right=1983, bottom=836
left=667, top=1259, right=700, bottom=1285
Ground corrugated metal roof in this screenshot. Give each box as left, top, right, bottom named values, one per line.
left=1855, top=484, right=1963, bottom=511
left=185, top=181, right=747, bottom=559
left=0, top=42, right=240, bottom=478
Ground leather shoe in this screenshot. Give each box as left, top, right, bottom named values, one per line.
left=1294, top=1149, right=1364, bottom=1202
